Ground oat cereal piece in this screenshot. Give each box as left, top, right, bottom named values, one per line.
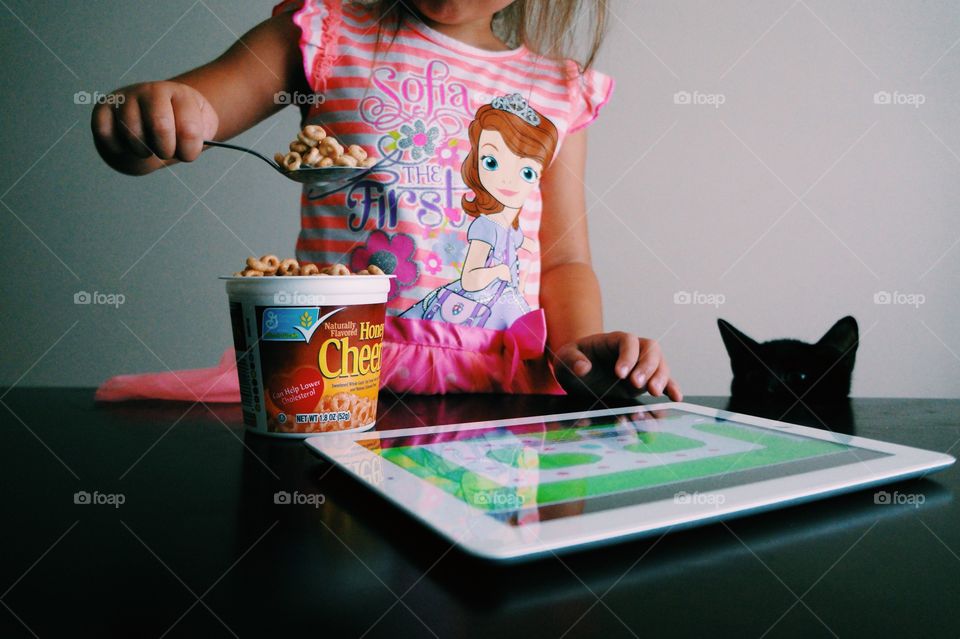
left=297, top=132, right=319, bottom=148
left=303, top=146, right=321, bottom=166
left=334, top=155, right=358, bottom=167
left=300, top=263, right=320, bottom=275
left=282, top=152, right=302, bottom=171
left=302, top=124, right=326, bottom=142
left=319, top=137, right=342, bottom=157
left=346, top=144, right=368, bottom=162
left=276, top=258, right=300, bottom=276
left=247, top=254, right=280, bottom=274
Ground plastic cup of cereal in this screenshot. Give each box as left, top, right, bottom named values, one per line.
left=222, top=273, right=393, bottom=438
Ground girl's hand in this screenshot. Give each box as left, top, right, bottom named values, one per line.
left=92, top=81, right=219, bottom=175
left=552, top=332, right=683, bottom=401
left=494, top=263, right=512, bottom=282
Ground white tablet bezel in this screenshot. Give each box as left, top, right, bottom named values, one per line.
left=304, top=402, right=955, bottom=562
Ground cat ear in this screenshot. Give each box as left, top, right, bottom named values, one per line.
left=818, top=316, right=859, bottom=354
left=717, top=319, right=760, bottom=361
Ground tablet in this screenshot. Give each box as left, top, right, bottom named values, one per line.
left=304, top=402, right=954, bottom=561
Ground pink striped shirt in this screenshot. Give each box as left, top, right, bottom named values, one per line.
left=274, top=0, right=613, bottom=328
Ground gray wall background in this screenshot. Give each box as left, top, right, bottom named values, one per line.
left=1, top=1, right=958, bottom=397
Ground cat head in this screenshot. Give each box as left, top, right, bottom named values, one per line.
left=717, top=316, right=859, bottom=401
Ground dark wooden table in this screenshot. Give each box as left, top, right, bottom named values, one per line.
left=1, top=389, right=958, bottom=637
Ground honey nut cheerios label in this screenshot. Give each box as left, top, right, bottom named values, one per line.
left=250, top=303, right=386, bottom=434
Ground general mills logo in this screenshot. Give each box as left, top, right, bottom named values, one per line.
left=673, top=90, right=725, bottom=108
left=73, top=490, right=126, bottom=508
left=73, top=91, right=125, bottom=106
left=674, top=290, right=726, bottom=308
left=274, top=91, right=325, bottom=106
left=274, top=490, right=325, bottom=508
left=873, top=90, right=925, bottom=108
left=674, top=490, right=726, bottom=507
left=873, top=290, right=925, bottom=308
left=273, top=290, right=323, bottom=305
left=74, top=290, right=126, bottom=308
left=874, top=490, right=925, bottom=508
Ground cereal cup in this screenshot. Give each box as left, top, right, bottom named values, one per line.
left=223, top=274, right=393, bottom=438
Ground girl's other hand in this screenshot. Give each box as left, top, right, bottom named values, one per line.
left=495, top=263, right=512, bottom=282
left=91, top=81, right=219, bottom=175
left=552, top=332, right=683, bottom=401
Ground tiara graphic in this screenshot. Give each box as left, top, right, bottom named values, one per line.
left=490, top=93, right=540, bottom=126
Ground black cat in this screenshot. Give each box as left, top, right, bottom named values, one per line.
left=718, top=316, right=859, bottom=401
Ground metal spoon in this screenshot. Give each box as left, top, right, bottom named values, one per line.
left=203, top=140, right=378, bottom=185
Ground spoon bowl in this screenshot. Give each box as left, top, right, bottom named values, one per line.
left=203, top=140, right=379, bottom=185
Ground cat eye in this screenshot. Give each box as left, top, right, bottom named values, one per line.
left=785, top=371, right=808, bottom=385
left=481, top=155, right=499, bottom=171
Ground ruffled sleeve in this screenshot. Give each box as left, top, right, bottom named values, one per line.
left=273, top=0, right=343, bottom=93
left=467, top=215, right=499, bottom=248
left=566, top=62, right=615, bottom=134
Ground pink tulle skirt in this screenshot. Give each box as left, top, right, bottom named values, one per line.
left=95, top=310, right=565, bottom=402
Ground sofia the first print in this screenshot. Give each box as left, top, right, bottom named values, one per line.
left=401, top=93, right=558, bottom=330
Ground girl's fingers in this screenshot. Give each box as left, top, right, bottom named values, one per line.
left=646, top=360, right=671, bottom=397
left=664, top=378, right=683, bottom=402
left=91, top=102, right=127, bottom=159
left=629, top=338, right=661, bottom=388
left=613, top=332, right=640, bottom=379
left=139, top=93, right=177, bottom=160
left=555, top=343, right=592, bottom=377
left=116, top=98, right=152, bottom=158
left=170, top=90, right=205, bottom=161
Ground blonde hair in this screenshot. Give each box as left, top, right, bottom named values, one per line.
left=368, top=1, right=608, bottom=74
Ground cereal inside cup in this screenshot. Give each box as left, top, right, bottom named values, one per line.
left=224, top=258, right=392, bottom=437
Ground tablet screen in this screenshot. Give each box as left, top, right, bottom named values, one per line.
left=357, top=409, right=891, bottom=526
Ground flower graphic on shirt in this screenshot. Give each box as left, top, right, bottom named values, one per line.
left=349, top=230, right=419, bottom=300
left=436, top=138, right=464, bottom=170
left=433, top=232, right=468, bottom=270
left=443, top=206, right=463, bottom=225
left=424, top=251, right=443, bottom=276
left=397, top=120, right=439, bottom=160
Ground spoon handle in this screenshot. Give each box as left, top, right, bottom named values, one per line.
left=203, top=140, right=279, bottom=169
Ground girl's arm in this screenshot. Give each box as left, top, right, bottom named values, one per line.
left=538, top=129, right=682, bottom=400
left=92, top=13, right=307, bottom=175
left=461, top=240, right=510, bottom=291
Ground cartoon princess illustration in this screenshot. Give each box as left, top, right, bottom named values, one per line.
left=401, top=93, right=558, bottom=330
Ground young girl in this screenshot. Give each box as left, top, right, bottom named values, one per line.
left=93, top=0, right=682, bottom=401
